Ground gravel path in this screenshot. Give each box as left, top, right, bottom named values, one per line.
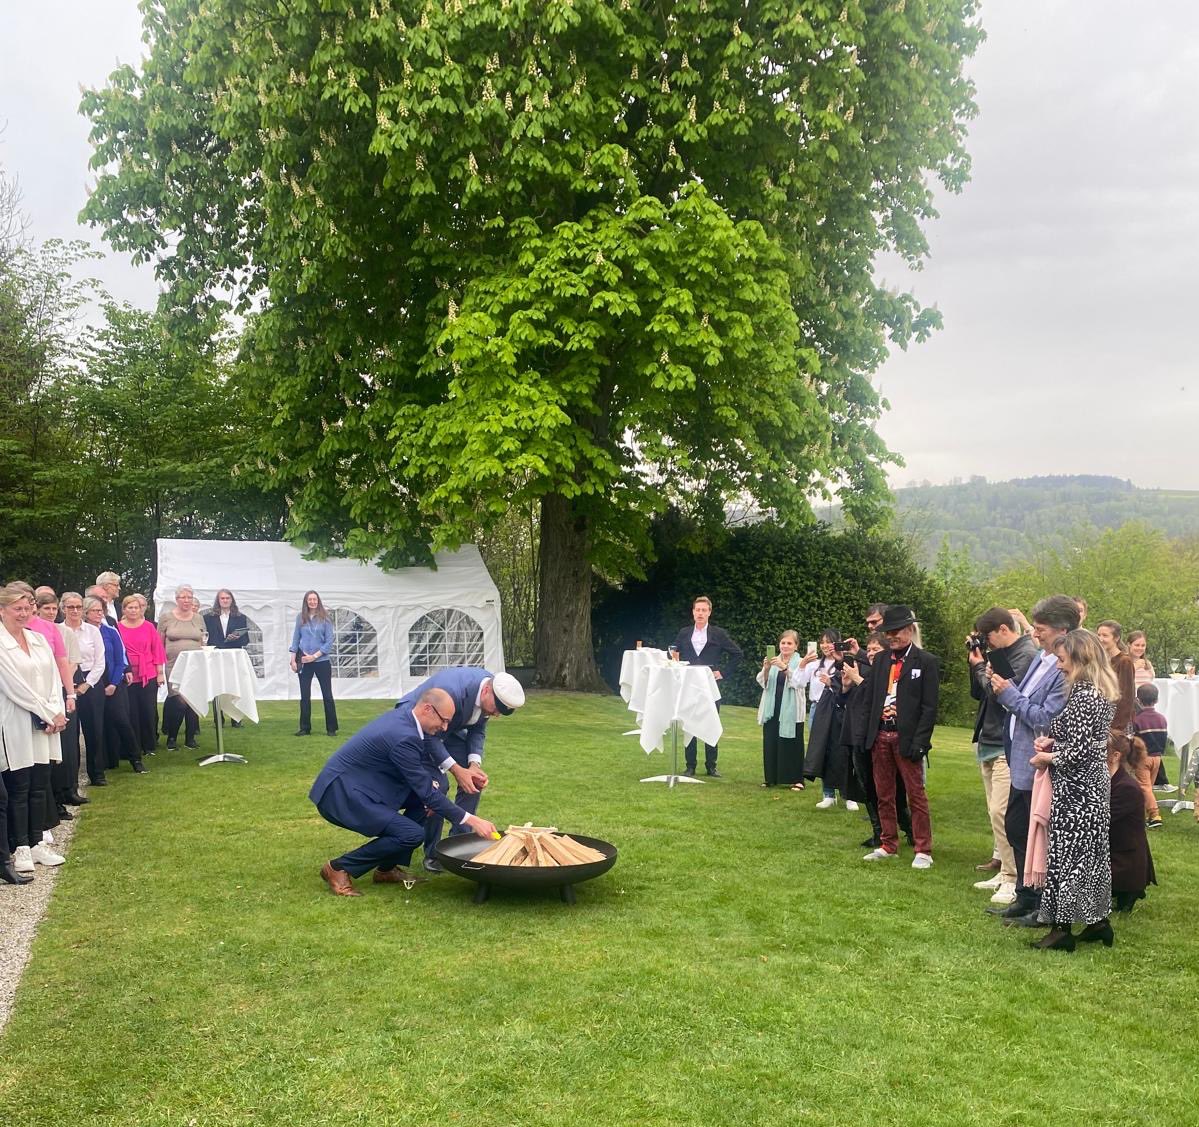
left=0, top=803, right=79, bottom=1033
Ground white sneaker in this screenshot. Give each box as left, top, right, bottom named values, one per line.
left=990, top=881, right=1017, bottom=905
left=973, top=874, right=1003, bottom=891
left=30, top=843, right=65, bottom=867
left=42, top=829, right=54, bottom=845
left=815, top=796, right=837, bottom=809
left=13, top=845, right=35, bottom=874
left=862, top=848, right=897, bottom=861
left=845, top=800, right=860, bottom=811
left=912, top=852, right=934, bottom=870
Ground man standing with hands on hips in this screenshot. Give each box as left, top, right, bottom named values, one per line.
left=673, top=596, right=742, bottom=778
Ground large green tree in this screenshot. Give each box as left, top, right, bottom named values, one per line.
left=55, top=301, right=290, bottom=596
left=82, top=0, right=982, bottom=687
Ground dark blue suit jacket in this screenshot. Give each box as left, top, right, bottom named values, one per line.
left=395, top=666, right=496, bottom=767
left=309, top=705, right=466, bottom=837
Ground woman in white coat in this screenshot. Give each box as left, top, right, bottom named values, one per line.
left=0, top=585, right=68, bottom=877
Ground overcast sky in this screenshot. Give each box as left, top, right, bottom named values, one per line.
left=2, top=1, right=1197, bottom=490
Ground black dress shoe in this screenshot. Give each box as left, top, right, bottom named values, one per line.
left=57, top=807, right=74, bottom=820
left=326, top=729, right=339, bottom=737
left=185, top=740, right=199, bottom=750
left=2, top=860, right=34, bottom=885
left=706, top=768, right=723, bottom=778
left=1004, top=911, right=1048, bottom=929
left=66, top=793, right=88, bottom=805
left=89, top=778, right=109, bottom=787
left=683, top=767, right=696, bottom=777
left=861, top=835, right=881, bottom=848
left=422, top=857, right=444, bottom=874
left=133, top=762, right=149, bottom=774
left=987, top=900, right=1032, bottom=919
left=230, top=719, right=242, bottom=729
left=295, top=729, right=311, bottom=737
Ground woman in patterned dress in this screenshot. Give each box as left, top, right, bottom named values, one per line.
left=1028, top=629, right=1120, bottom=952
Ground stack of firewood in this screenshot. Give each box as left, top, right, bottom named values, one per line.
left=472, top=824, right=607, bottom=867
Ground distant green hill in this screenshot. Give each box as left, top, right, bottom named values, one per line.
left=891, top=475, right=1199, bottom=573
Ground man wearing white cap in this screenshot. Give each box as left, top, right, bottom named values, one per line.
left=395, top=667, right=526, bottom=872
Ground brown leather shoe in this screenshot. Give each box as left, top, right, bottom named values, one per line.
left=373, top=867, right=427, bottom=888
left=320, top=861, right=361, bottom=897
left=974, top=858, right=1002, bottom=873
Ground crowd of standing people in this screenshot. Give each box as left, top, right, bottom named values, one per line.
left=741, top=591, right=1168, bottom=951
left=0, top=573, right=271, bottom=884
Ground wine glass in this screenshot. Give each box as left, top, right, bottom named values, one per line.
left=1170, top=657, right=1182, bottom=675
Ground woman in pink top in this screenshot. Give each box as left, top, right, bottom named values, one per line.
left=118, top=595, right=166, bottom=758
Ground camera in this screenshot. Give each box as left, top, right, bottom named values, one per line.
left=832, top=641, right=857, bottom=669
left=965, top=633, right=986, bottom=654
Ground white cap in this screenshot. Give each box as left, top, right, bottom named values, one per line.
left=490, top=671, right=525, bottom=714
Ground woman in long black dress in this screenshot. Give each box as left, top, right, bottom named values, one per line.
left=755, top=630, right=805, bottom=788
left=1029, top=629, right=1119, bottom=951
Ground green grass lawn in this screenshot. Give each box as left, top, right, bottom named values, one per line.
left=3, top=691, right=1197, bottom=1126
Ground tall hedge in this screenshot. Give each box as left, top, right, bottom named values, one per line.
left=593, top=516, right=952, bottom=714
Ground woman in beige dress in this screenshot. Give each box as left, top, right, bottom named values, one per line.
left=158, top=584, right=207, bottom=750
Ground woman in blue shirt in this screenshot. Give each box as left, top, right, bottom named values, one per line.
left=290, top=590, right=338, bottom=736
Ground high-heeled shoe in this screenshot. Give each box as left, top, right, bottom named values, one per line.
left=2, top=859, right=34, bottom=885
left=1031, top=926, right=1075, bottom=952
left=1077, top=919, right=1115, bottom=947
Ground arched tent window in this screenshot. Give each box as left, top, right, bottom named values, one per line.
left=329, top=607, right=380, bottom=678
left=243, top=615, right=265, bottom=678
left=409, top=608, right=485, bottom=677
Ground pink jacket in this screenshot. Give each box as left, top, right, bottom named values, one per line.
left=118, top=620, right=166, bottom=686
left=1023, top=767, right=1053, bottom=888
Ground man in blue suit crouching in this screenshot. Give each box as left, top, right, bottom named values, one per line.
left=396, top=668, right=526, bottom=873
left=309, top=688, right=498, bottom=896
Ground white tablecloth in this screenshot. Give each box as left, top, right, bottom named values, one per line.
left=1152, top=678, right=1199, bottom=786
left=619, top=647, right=670, bottom=702
left=171, top=648, right=260, bottom=723
left=627, top=662, right=722, bottom=754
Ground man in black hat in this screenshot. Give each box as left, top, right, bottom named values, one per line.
left=861, top=605, right=940, bottom=869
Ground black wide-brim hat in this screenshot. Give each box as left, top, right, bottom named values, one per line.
left=879, top=604, right=917, bottom=632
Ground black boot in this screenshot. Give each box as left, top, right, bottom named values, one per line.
left=2, top=858, right=34, bottom=885
left=1031, top=925, right=1075, bottom=952
left=1078, top=918, right=1114, bottom=947
left=862, top=800, right=883, bottom=848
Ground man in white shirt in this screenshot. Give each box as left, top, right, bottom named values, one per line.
left=672, top=596, right=742, bottom=777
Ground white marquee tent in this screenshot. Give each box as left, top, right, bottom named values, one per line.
left=154, top=539, right=505, bottom=701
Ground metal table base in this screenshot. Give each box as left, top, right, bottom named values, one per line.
left=641, top=721, right=705, bottom=787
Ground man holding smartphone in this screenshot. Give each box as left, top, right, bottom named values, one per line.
left=673, top=595, right=742, bottom=777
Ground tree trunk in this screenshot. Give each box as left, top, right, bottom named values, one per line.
left=535, top=493, right=607, bottom=691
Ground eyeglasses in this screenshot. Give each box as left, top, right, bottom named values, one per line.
left=63, top=603, right=83, bottom=610
left=429, top=704, right=451, bottom=725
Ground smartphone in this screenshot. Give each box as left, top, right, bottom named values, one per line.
left=765, top=644, right=777, bottom=661
left=806, top=641, right=818, bottom=655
